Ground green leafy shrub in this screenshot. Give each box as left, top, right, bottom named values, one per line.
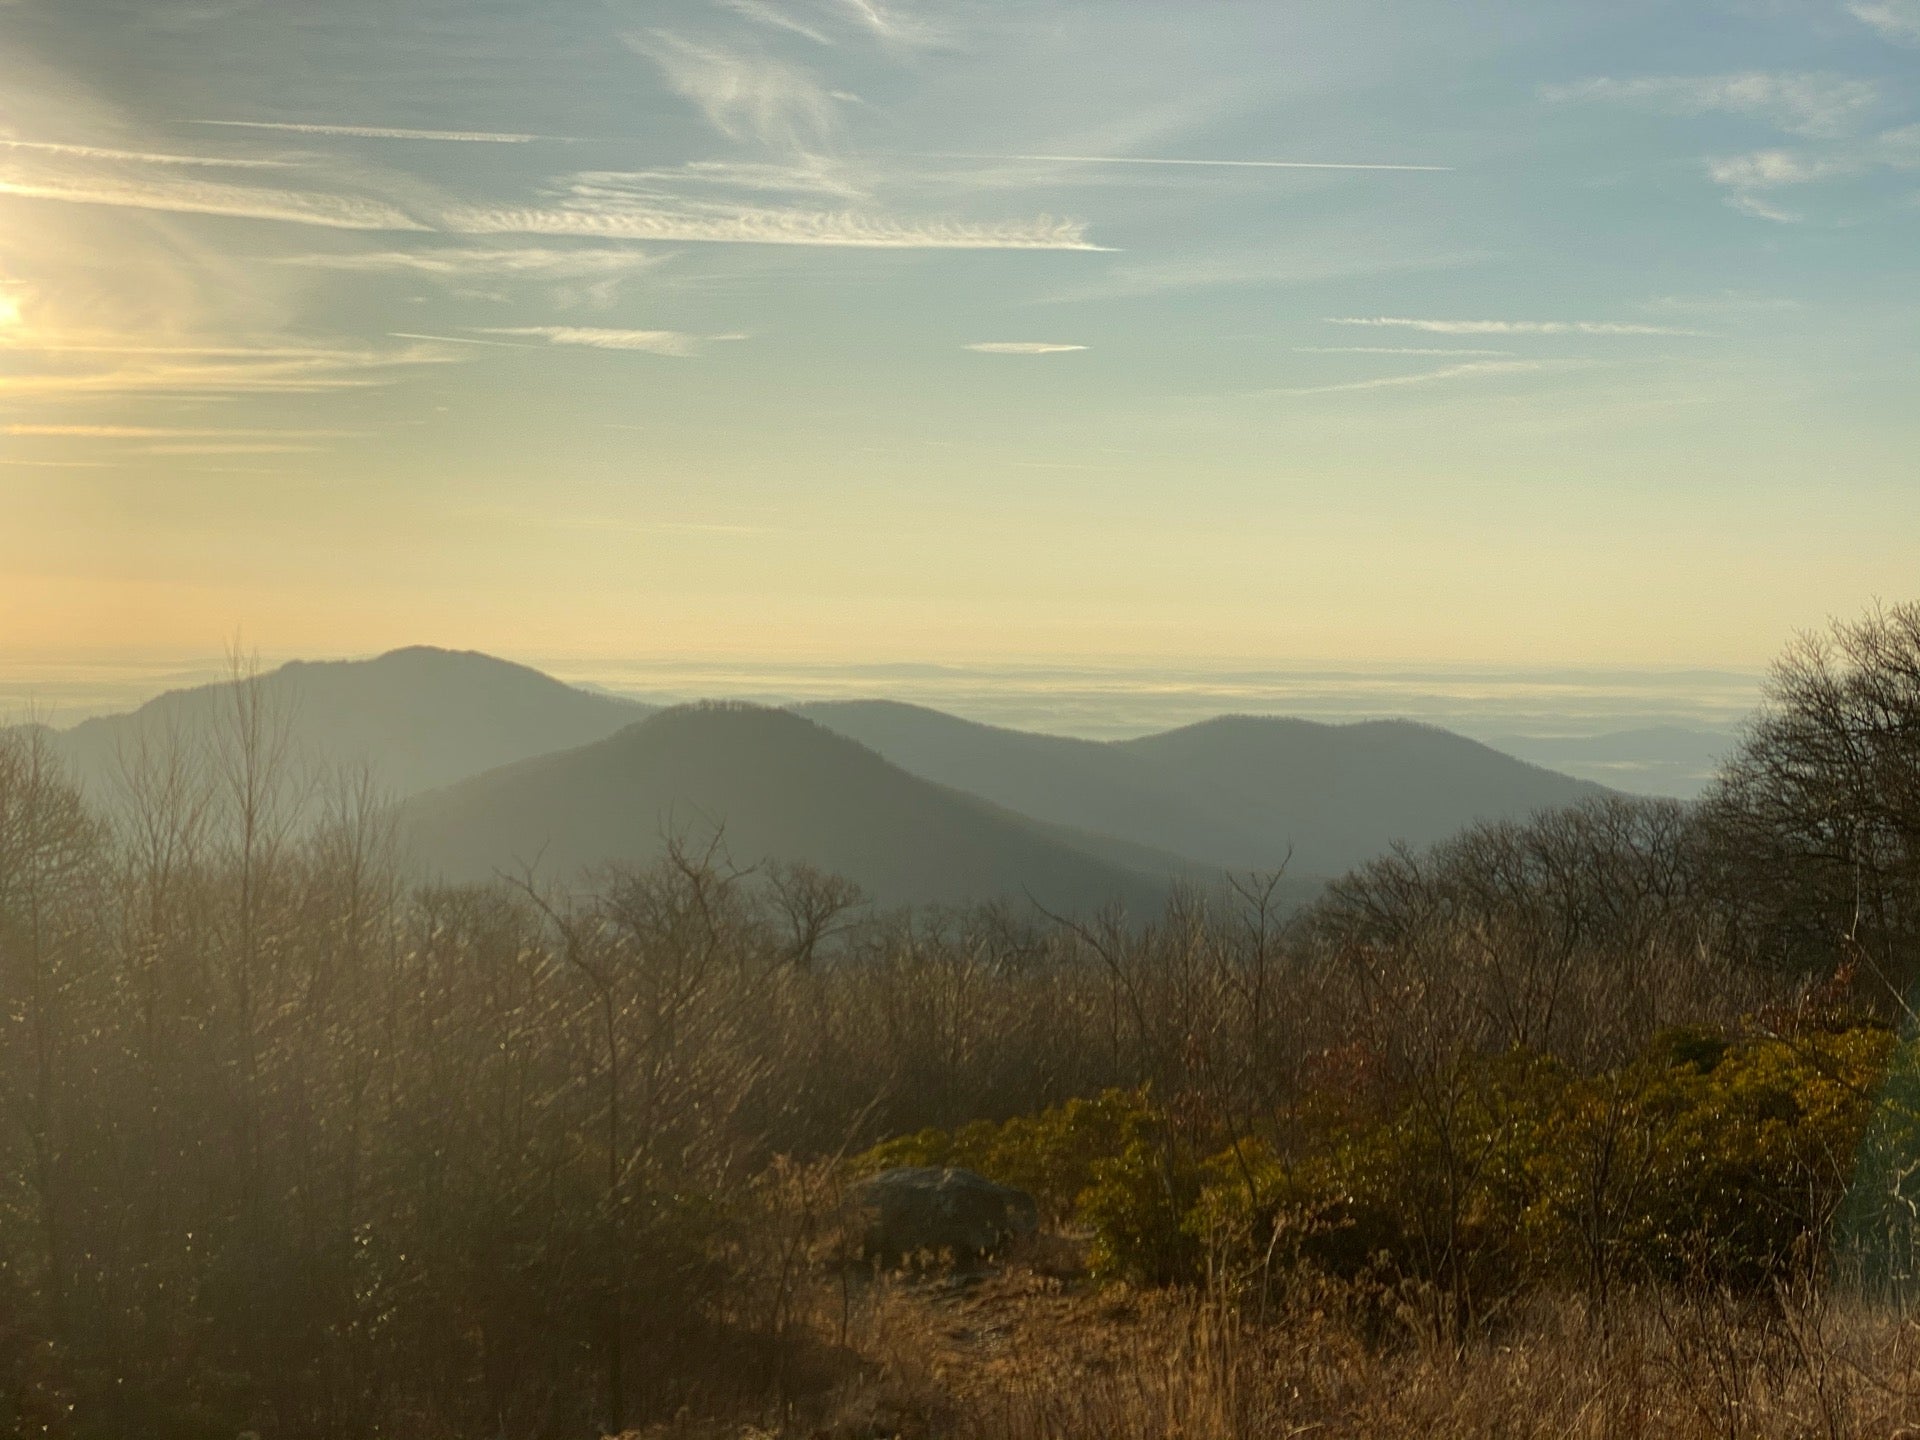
left=853, top=1089, right=1205, bottom=1280
left=1622, top=1024, right=1889, bottom=1286
left=1186, top=1051, right=1567, bottom=1309
left=1077, top=1134, right=1205, bottom=1283
left=857, top=1023, right=1911, bottom=1307
left=854, top=1088, right=1161, bottom=1223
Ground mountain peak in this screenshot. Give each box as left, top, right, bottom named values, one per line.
left=404, top=700, right=1169, bottom=913
left=43, top=648, right=655, bottom=801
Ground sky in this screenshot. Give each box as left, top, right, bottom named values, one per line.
left=0, top=0, right=1915, bottom=676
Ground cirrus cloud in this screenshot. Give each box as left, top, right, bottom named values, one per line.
left=1848, top=0, right=1920, bottom=44
left=1273, top=358, right=1566, bottom=397
left=625, top=32, right=845, bottom=152
left=965, top=341, right=1088, bottom=354
left=472, top=326, right=744, bottom=356
left=1541, top=73, right=1882, bottom=139
left=282, top=245, right=669, bottom=279
left=1324, top=317, right=1705, bottom=337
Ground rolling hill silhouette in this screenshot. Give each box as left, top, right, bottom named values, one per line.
left=18, top=648, right=1609, bottom=907
left=798, top=702, right=1604, bottom=878
left=37, top=646, right=653, bottom=799
left=401, top=703, right=1175, bottom=914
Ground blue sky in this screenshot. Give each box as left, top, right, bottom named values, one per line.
left=0, top=0, right=1914, bottom=670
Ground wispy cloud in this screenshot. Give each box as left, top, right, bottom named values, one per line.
left=0, top=138, right=297, bottom=168
left=0, top=164, right=426, bottom=230
left=190, top=119, right=545, bottom=143
left=1705, top=149, right=1862, bottom=188
left=1848, top=0, right=1920, bottom=44
left=0, top=341, right=458, bottom=399
left=1704, top=124, right=1920, bottom=217
left=446, top=183, right=1103, bottom=250
left=5, top=423, right=185, bottom=437
left=1642, top=291, right=1805, bottom=315
left=143, top=442, right=321, bottom=454
left=1541, top=73, right=1882, bottom=139
left=716, top=0, right=837, bottom=46
left=1546, top=71, right=1919, bottom=222
left=1037, top=242, right=1482, bottom=305
left=721, top=0, right=946, bottom=51
left=283, top=245, right=668, bottom=278
left=626, top=32, right=844, bottom=150
left=1294, top=345, right=1515, bottom=356
left=474, top=326, right=723, bottom=356
left=1, top=139, right=1096, bottom=250
left=831, top=0, right=942, bottom=47
left=1325, top=317, right=1707, bottom=337
left=3, top=423, right=345, bottom=438
left=965, top=341, right=1088, bottom=354
left=586, top=159, right=866, bottom=200
left=4, top=342, right=389, bottom=358
left=1273, top=359, right=1568, bottom=397
left=1726, top=193, right=1804, bottom=223
left=387, top=331, right=546, bottom=349
left=927, top=152, right=1451, bottom=173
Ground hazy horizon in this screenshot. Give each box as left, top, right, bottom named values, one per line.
left=0, top=646, right=1760, bottom=730
left=0, top=644, right=1758, bottom=796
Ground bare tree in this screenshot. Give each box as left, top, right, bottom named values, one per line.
left=766, top=859, right=866, bottom=971
left=1704, top=602, right=1920, bottom=993
left=0, top=726, right=106, bottom=1347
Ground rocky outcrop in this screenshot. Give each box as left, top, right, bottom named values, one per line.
left=853, top=1167, right=1039, bottom=1266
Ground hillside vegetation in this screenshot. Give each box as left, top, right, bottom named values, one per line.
left=0, top=603, right=1916, bottom=1438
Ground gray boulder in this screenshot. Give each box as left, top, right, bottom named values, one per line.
left=854, top=1167, right=1039, bottom=1267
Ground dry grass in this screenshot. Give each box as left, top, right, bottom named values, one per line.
left=643, top=1264, right=1920, bottom=1440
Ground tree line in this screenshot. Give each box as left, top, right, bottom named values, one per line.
left=1, top=603, right=1917, bottom=1438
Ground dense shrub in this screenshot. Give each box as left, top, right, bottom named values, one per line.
left=871, top=1023, right=1915, bottom=1311
left=859, top=1088, right=1158, bottom=1222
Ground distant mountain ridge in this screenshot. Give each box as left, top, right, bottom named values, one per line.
left=797, top=702, right=1605, bottom=879
left=30, top=646, right=654, bottom=800
left=401, top=703, right=1177, bottom=914
left=8, top=646, right=1617, bottom=914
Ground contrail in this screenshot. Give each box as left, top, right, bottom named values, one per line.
left=922, top=152, right=1452, bottom=172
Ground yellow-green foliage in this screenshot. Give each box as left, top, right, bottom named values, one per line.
left=1076, top=1135, right=1205, bottom=1283
left=856, top=1088, right=1161, bottom=1223
left=1207, top=1029, right=1892, bottom=1296
left=1190, top=1050, right=1568, bottom=1301
left=1616, top=1024, right=1891, bottom=1285
left=853, top=1089, right=1206, bottom=1281
left=862, top=1023, right=1915, bottom=1302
